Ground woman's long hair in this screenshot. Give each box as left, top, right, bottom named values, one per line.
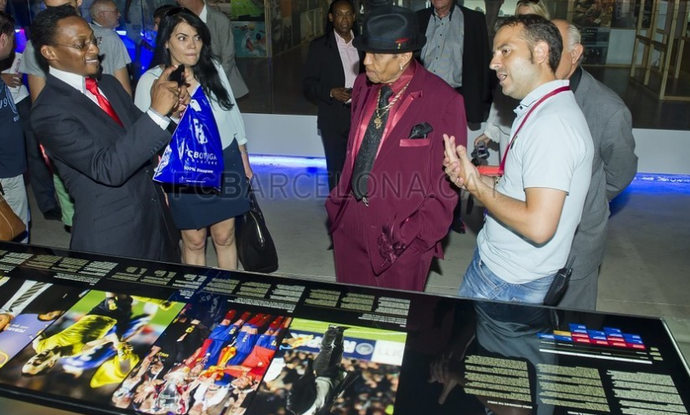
left=151, top=8, right=233, bottom=110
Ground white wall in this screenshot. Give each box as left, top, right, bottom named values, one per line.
left=243, top=114, right=690, bottom=175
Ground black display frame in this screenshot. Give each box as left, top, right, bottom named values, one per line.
left=0, top=241, right=688, bottom=415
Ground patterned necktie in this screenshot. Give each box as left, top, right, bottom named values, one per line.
left=351, top=85, right=394, bottom=201
left=85, top=77, right=123, bottom=126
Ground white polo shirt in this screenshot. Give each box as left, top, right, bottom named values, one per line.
left=477, top=80, right=594, bottom=284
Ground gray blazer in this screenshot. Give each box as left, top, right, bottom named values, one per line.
left=206, top=6, right=249, bottom=98
left=568, top=68, right=638, bottom=279
left=31, top=74, right=179, bottom=262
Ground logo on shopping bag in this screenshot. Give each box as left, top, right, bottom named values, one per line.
left=193, top=117, right=208, bottom=144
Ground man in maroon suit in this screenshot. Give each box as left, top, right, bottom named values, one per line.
left=326, top=5, right=467, bottom=291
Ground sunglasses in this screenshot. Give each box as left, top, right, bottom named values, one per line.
left=54, top=35, right=99, bottom=51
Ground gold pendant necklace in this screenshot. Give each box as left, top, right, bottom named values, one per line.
left=373, top=81, right=411, bottom=130
left=374, top=116, right=383, bottom=130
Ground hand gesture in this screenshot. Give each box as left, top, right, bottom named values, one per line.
left=330, top=87, right=352, bottom=103
left=428, top=353, right=467, bottom=405
left=474, top=133, right=491, bottom=147
left=1, top=73, right=22, bottom=88
left=150, top=66, right=185, bottom=116
left=443, top=134, right=481, bottom=192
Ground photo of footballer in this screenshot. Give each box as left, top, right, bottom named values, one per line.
left=246, top=319, right=407, bottom=415
left=0, top=290, right=185, bottom=404
left=0, top=277, right=87, bottom=368
left=111, top=300, right=292, bottom=415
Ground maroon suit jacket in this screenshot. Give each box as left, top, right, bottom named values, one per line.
left=326, top=64, right=467, bottom=275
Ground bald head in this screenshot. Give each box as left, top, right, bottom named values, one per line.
left=44, top=0, right=82, bottom=10
left=553, top=19, right=584, bottom=80
left=90, top=0, right=120, bottom=28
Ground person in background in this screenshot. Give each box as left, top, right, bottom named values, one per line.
left=0, top=1, right=61, bottom=222
left=416, top=0, right=493, bottom=234
left=30, top=5, right=186, bottom=261
left=154, top=4, right=176, bottom=31
left=326, top=5, right=465, bottom=292
left=474, top=0, right=551, bottom=157
left=416, top=0, right=493, bottom=130
left=303, top=0, right=363, bottom=191
left=175, top=0, right=249, bottom=98
left=90, top=0, right=121, bottom=30
left=135, top=8, right=253, bottom=270
left=0, top=10, right=29, bottom=242
left=22, top=0, right=132, bottom=100
left=551, top=19, right=637, bottom=310
left=516, top=0, right=550, bottom=18
left=445, top=14, right=593, bottom=304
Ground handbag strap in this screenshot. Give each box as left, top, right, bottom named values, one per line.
left=245, top=178, right=261, bottom=216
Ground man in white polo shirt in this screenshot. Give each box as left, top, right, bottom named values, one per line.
left=444, top=14, right=594, bottom=304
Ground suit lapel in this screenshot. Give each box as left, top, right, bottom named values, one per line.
left=47, top=76, right=104, bottom=123
left=48, top=75, right=129, bottom=131
left=327, top=32, right=346, bottom=86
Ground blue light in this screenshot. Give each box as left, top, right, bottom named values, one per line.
left=14, top=28, right=26, bottom=53
left=248, top=154, right=690, bottom=183
left=634, top=174, right=690, bottom=184
left=248, top=154, right=690, bottom=195
left=249, top=154, right=327, bottom=169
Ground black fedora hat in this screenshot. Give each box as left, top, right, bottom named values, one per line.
left=353, top=5, right=426, bottom=53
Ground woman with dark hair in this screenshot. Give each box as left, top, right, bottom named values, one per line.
left=134, top=7, right=253, bottom=270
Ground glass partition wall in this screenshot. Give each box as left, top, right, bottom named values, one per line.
left=5, top=0, right=690, bottom=124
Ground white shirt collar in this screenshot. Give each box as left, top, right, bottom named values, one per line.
left=49, top=66, right=87, bottom=94
left=200, top=4, right=208, bottom=23
left=516, top=79, right=570, bottom=113
left=334, top=30, right=354, bottom=46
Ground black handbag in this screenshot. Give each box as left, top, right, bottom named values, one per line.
left=237, top=181, right=279, bottom=273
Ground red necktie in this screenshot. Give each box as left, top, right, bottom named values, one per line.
left=85, top=77, right=123, bottom=126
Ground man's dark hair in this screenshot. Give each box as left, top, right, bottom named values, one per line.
left=324, top=0, right=355, bottom=46
left=498, top=14, right=562, bottom=73
left=30, top=5, right=79, bottom=70
left=0, top=10, right=15, bottom=37
left=153, top=4, right=176, bottom=22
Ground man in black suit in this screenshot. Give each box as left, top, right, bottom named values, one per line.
left=417, top=0, right=493, bottom=129
left=29, top=6, right=186, bottom=262
left=303, top=0, right=363, bottom=191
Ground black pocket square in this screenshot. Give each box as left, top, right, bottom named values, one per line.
left=409, top=122, right=433, bottom=139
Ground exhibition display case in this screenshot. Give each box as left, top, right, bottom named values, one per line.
left=0, top=241, right=688, bottom=414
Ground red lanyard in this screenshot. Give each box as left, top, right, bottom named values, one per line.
left=498, top=86, right=570, bottom=176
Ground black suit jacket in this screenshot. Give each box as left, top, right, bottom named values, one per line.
left=303, top=31, right=364, bottom=135
left=31, top=74, right=179, bottom=262
left=417, top=5, right=493, bottom=125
